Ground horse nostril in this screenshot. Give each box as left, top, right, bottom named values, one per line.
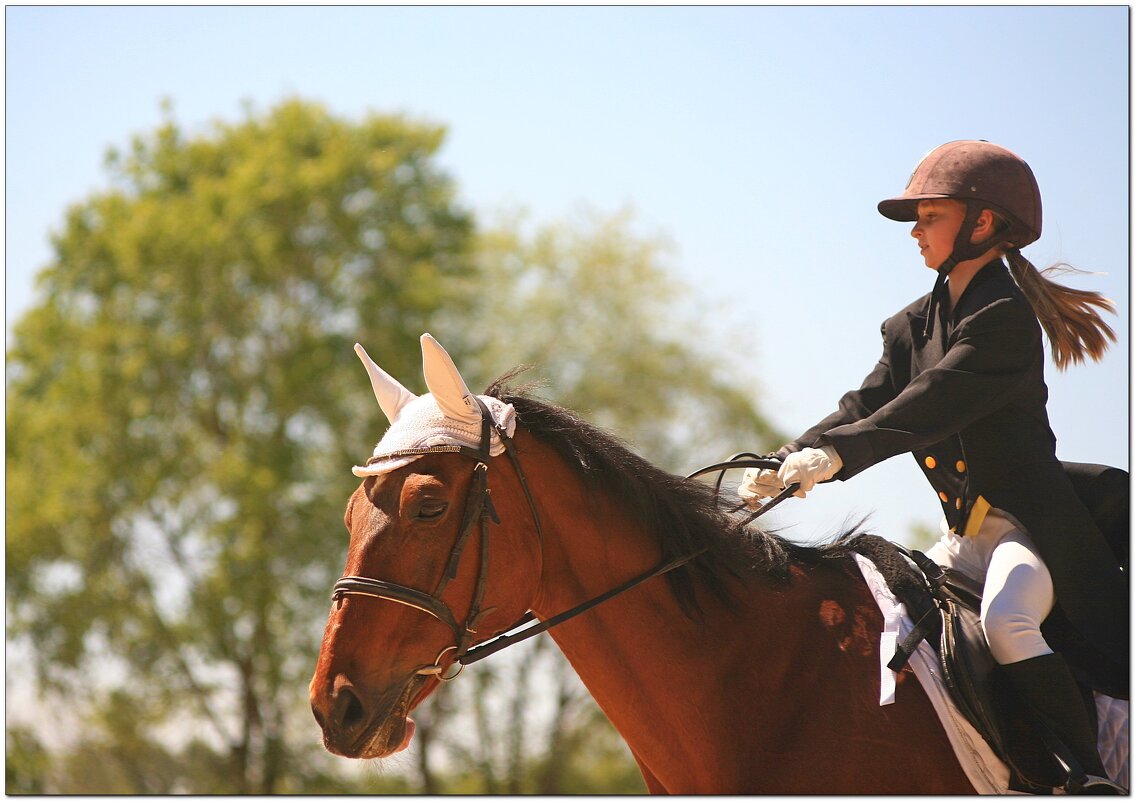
left=335, top=684, right=366, bottom=733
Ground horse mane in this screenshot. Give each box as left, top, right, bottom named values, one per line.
left=485, top=371, right=861, bottom=618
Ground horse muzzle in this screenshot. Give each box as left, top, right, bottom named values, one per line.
left=311, top=672, right=427, bottom=759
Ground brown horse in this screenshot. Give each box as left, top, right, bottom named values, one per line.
left=309, top=335, right=977, bottom=793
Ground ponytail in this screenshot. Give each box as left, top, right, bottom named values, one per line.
left=1005, top=249, right=1117, bottom=371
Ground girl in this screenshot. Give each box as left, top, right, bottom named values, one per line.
left=740, top=141, right=1127, bottom=793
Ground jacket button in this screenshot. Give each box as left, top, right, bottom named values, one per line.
left=939, top=491, right=950, bottom=503
left=955, top=498, right=963, bottom=510
left=924, top=456, right=937, bottom=469
left=955, top=460, right=966, bottom=473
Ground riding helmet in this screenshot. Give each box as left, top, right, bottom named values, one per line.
left=878, top=140, right=1042, bottom=250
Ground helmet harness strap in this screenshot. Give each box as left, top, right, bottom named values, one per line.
left=923, top=202, right=1013, bottom=339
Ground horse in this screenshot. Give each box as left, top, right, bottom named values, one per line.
left=309, top=334, right=979, bottom=793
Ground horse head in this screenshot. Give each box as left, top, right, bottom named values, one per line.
left=309, top=334, right=542, bottom=759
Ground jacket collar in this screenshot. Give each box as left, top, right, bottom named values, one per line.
left=949, top=258, right=1009, bottom=322
left=912, top=258, right=1009, bottom=349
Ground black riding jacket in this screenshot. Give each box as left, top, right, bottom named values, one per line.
left=779, top=259, right=1128, bottom=687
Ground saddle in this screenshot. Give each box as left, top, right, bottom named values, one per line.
left=850, top=534, right=1111, bottom=794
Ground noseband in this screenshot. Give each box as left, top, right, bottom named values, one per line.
left=331, top=401, right=792, bottom=682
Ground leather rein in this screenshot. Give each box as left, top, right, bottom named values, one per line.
left=331, top=402, right=794, bottom=681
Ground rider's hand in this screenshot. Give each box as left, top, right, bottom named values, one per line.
left=777, top=446, right=843, bottom=498
left=738, top=467, right=785, bottom=507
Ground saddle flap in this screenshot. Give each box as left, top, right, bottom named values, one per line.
left=849, top=534, right=1089, bottom=792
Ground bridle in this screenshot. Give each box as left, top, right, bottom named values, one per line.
left=331, top=399, right=795, bottom=682
left=331, top=397, right=532, bottom=681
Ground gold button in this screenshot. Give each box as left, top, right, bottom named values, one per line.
left=924, top=456, right=937, bottom=469
left=955, top=498, right=963, bottom=510
left=939, top=491, right=950, bottom=503
left=955, top=460, right=966, bottom=473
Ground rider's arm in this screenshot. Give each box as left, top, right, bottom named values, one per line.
left=777, top=318, right=903, bottom=459
left=814, top=297, right=1039, bottom=480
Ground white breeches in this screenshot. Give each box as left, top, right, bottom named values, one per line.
left=925, top=510, right=1055, bottom=666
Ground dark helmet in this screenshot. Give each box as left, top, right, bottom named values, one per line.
left=878, top=140, right=1042, bottom=251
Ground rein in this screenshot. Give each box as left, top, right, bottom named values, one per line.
left=331, top=410, right=792, bottom=681
left=686, top=453, right=800, bottom=516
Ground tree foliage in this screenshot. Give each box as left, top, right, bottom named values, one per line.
left=451, top=207, right=780, bottom=471
left=7, top=98, right=475, bottom=793
left=6, top=99, right=780, bottom=793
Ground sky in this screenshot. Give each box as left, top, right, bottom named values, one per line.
left=6, top=6, right=1129, bottom=548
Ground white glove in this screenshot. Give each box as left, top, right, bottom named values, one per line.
left=738, top=467, right=786, bottom=507
left=777, top=446, right=843, bottom=498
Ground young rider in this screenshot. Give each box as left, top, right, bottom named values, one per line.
left=739, top=141, right=1128, bottom=793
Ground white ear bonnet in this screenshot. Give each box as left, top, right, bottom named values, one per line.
left=352, top=334, right=517, bottom=477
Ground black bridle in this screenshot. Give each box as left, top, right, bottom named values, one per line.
left=331, top=401, right=794, bottom=681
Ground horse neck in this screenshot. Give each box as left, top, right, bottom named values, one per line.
left=504, top=438, right=975, bottom=794
left=516, top=436, right=776, bottom=783
left=517, top=434, right=712, bottom=629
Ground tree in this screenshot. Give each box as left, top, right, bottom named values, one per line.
left=6, top=726, right=51, bottom=794
left=448, top=205, right=781, bottom=472
left=6, top=100, right=782, bottom=793
left=6, top=98, right=475, bottom=793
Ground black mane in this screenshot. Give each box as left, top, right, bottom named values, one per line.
left=485, top=375, right=860, bottom=617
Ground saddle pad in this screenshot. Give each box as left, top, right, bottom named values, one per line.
left=853, top=553, right=1129, bottom=794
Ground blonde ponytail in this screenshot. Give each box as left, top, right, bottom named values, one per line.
left=1005, top=249, right=1117, bottom=370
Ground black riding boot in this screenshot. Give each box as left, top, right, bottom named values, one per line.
left=1001, top=652, right=1124, bottom=794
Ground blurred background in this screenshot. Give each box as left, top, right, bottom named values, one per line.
left=6, top=6, right=1128, bottom=793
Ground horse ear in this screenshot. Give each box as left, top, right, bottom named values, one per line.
left=354, top=343, right=418, bottom=424
left=420, top=333, right=480, bottom=425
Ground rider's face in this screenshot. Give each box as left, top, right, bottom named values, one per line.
left=911, top=199, right=966, bottom=270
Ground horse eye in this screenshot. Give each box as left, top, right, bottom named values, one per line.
left=415, top=500, right=448, bottom=522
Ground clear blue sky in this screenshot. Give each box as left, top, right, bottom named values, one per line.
left=6, top=6, right=1129, bottom=544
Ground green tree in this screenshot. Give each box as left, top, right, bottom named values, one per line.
left=6, top=726, right=52, bottom=794
left=450, top=206, right=780, bottom=471
left=6, top=98, right=475, bottom=793
left=7, top=100, right=781, bottom=793
left=905, top=522, right=941, bottom=552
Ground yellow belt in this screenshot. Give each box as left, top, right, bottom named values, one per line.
left=962, top=494, right=991, bottom=538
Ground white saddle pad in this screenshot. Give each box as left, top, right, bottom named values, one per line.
left=854, top=553, right=1129, bottom=794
